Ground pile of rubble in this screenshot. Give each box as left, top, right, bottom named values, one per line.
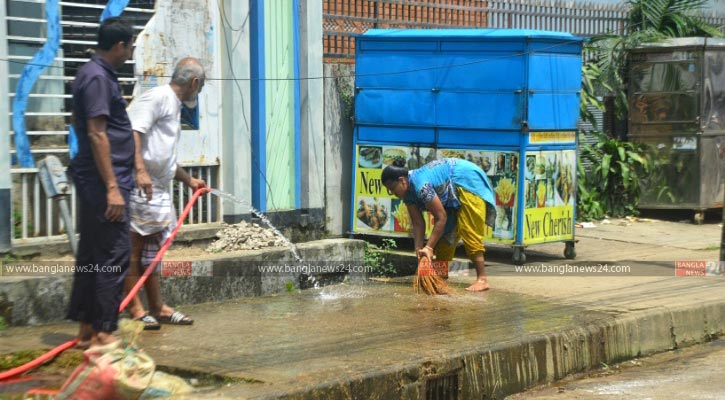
left=206, top=221, right=287, bottom=252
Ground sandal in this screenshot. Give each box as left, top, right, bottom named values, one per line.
left=134, top=313, right=161, bottom=330
left=156, top=311, right=194, bottom=326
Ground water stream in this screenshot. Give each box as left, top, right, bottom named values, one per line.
left=209, top=189, right=324, bottom=288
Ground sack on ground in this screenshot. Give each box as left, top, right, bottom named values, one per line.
left=57, top=319, right=155, bottom=400
left=140, top=371, right=194, bottom=398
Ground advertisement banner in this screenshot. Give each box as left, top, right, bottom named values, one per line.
left=523, top=150, right=576, bottom=244
left=438, top=149, right=518, bottom=244
left=354, top=145, right=575, bottom=245
left=354, top=145, right=437, bottom=236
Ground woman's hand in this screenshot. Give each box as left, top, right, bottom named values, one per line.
left=417, top=245, right=435, bottom=260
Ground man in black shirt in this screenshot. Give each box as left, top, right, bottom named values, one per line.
left=67, top=17, right=134, bottom=348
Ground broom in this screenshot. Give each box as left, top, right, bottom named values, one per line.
left=414, top=255, right=448, bottom=295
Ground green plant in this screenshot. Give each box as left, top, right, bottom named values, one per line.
left=577, top=163, right=605, bottom=221
left=2, top=253, right=20, bottom=264
left=12, top=209, right=26, bottom=239
left=577, top=131, right=651, bottom=220
left=580, top=63, right=610, bottom=128
left=335, top=71, right=355, bottom=123
left=363, top=238, right=398, bottom=277
left=285, top=281, right=295, bottom=293
left=0, top=316, right=6, bottom=331
left=340, top=91, right=355, bottom=122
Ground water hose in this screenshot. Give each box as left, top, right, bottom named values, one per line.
left=0, top=187, right=212, bottom=381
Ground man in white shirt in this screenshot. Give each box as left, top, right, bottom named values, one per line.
left=125, top=57, right=206, bottom=329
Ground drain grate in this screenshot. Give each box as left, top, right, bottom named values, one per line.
left=425, top=373, right=458, bottom=400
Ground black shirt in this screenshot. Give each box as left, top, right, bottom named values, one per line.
left=70, top=55, right=134, bottom=191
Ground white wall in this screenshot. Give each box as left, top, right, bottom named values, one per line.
left=300, top=0, right=325, bottom=211
left=219, top=0, right=253, bottom=218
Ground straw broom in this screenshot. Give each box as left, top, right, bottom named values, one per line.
left=414, top=256, right=448, bottom=295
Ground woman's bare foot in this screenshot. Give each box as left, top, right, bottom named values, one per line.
left=465, top=279, right=490, bottom=292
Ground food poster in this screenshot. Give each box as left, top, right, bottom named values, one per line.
left=523, top=150, right=576, bottom=244
left=354, top=145, right=436, bottom=236
left=438, top=149, right=518, bottom=243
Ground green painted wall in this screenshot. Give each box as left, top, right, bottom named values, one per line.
left=264, top=0, right=295, bottom=210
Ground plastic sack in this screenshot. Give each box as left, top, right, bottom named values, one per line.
left=140, top=371, right=194, bottom=398
left=57, top=319, right=155, bottom=400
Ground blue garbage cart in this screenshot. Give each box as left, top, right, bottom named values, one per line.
left=351, top=29, right=583, bottom=263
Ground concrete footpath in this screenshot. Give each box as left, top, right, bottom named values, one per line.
left=0, top=218, right=723, bottom=399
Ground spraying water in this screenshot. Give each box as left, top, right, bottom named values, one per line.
left=209, top=188, right=303, bottom=263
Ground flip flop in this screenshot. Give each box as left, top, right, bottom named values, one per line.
left=134, top=313, right=161, bottom=330
left=156, top=311, right=194, bottom=326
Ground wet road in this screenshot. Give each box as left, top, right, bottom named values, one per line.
left=508, top=339, right=725, bottom=400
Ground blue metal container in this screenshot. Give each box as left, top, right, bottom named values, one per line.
left=351, top=29, right=583, bottom=263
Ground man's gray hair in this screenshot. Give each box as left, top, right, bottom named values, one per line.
left=171, top=58, right=205, bottom=86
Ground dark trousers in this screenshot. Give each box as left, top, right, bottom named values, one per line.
left=67, top=186, right=130, bottom=333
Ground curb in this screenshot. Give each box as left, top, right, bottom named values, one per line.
left=0, top=239, right=366, bottom=326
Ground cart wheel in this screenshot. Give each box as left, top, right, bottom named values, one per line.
left=694, top=211, right=705, bottom=225
left=512, top=247, right=526, bottom=264
left=564, top=242, right=576, bottom=259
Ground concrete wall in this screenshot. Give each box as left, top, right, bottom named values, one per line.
left=299, top=0, right=325, bottom=213
left=220, top=0, right=253, bottom=219
left=323, top=63, right=354, bottom=236
left=0, top=239, right=366, bottom=326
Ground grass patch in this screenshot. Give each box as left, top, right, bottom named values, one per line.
left=0, top=349, right=83, bottom=373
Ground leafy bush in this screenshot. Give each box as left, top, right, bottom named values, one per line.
left=577, top=131, right=650, bottom=220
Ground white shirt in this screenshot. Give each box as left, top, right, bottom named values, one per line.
left=127, top=84, right=181, bottom=187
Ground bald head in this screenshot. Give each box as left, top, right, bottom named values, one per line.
left=171, top=57, right=205, bottom=87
